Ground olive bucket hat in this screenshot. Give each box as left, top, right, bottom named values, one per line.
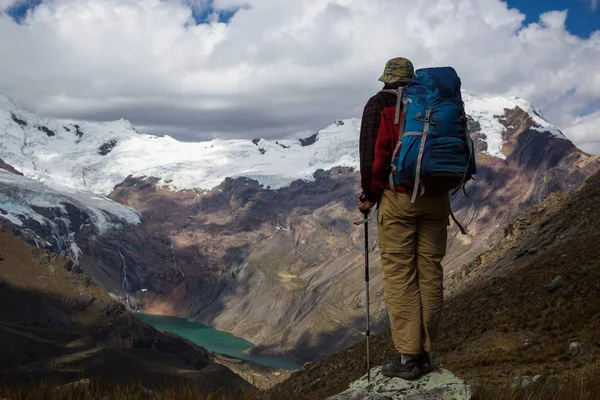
left=378, top=57, right=415, bottom=84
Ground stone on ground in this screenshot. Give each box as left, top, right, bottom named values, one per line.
left=57, top=378, right=91, bottom=390
left=569, top=341, right=589, bottom=356
left=509, top=374, right=546, bottom=389
left=327, top=366, right=472, bottom=400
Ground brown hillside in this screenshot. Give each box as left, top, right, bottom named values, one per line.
left=268, top=170, right=600, bottom=399
left=0, top=227, right=253, bottom=394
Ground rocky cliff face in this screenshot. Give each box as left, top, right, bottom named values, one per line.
left=1, top=89, right=599, bottom=364
left=108, top=167, right=372, bottom=362
left=446, top=106, right=599, bottom=270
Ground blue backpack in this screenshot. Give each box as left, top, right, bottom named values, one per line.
left=382, top=67, right=476, bottom=234
left=384, top=67, right=476, bottom=200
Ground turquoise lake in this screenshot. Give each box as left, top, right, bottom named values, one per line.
left=136, top=314, right=301, bottom=370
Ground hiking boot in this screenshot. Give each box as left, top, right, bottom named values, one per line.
left=418, top=353, right=436, bottom=375
left=381, top=357, right=422, bottom=380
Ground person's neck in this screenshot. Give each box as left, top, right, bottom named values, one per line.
left=383, top=83, right=404, bottom=90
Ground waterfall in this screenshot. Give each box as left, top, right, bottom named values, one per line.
left=117, top=236, right=132, bottom=311
left=170, top=240, right=186, bottom=278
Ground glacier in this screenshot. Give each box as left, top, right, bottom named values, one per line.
left=0, top=170, right=141, bottom=261
left=0, top=90, right=567, bottom=196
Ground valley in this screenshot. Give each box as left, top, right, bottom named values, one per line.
left=1, top=88, right=599, bottom=371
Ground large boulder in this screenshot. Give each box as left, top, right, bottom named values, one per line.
left=327, top=366, right=472, bottom=400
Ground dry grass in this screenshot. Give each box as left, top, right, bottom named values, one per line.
left=472, top=364, right=600, bottom=400
left=0, top=381, right=257, bottom=400
left=2, top=368, right=600, bottom=400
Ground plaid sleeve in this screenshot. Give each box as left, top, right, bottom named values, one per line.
left=359, top=96, right=383, bottom=203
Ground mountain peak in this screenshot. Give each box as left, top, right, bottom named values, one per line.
left=0, top=89, right=19, bottom=111
left=462, top=91, right=566, bottom=159
left=100, top=117, right=137, bottom=133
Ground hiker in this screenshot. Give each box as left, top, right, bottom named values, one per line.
left=358, top=57, right=466, bottom=380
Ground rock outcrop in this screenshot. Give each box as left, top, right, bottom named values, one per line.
left=327, top=367, right=472, bottom=400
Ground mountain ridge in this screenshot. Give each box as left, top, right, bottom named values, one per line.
left=0, top=89, right=575, bottom=196
left=1, top=88, right=599, bottom=365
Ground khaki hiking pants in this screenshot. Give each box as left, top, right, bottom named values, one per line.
left=377, top=189, right=450, bottom=355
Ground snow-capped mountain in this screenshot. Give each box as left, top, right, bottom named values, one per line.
left=0, top=90, right=567, bottom=196
left=462, top=92, right=565, bottom=159
left=0, top=89, right=358, bottom=194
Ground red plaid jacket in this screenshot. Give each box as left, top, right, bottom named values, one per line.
left=359, top=87, right=407, bottom=202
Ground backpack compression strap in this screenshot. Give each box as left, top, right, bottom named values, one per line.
left=452, top=116, right=476, bottom=197
left=449, top=206, right=467, bottom=235
left=410, top=109, right=431, bottom=203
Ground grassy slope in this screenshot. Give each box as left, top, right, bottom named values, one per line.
left=268, top=171, right=600, bottom=399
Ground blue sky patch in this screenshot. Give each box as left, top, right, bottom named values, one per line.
left=578, top=101, right=600, bottom=117
left=506, top=0, right=599, bottom=38
left=191, top=6, right=241, bottom=25
left=6, top=0, right=42, bottom=24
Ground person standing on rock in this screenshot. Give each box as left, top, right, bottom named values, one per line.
left=358, top=57, right=451, bottom=380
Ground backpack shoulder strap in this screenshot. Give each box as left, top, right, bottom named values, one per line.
left=384, top=88, right=408, bottom=193
left=378, top=88, right=403, bottom=124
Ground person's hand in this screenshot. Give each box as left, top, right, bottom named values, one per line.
left=357, top=195, right=376, bottom=215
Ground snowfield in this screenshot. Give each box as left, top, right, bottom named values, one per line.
left=1, top=90, right=566, bottom=196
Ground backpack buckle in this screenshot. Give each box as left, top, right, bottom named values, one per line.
left=416, top=114, right=436, bottom=126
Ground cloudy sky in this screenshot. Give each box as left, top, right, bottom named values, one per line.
left=0, top=0, right=599, bottom=154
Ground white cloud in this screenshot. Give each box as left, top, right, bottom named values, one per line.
left=565, top=110, right=600, bottom=155
left=212, top=0, right=249, bottom=11
left=0, top=0, right=19, bottom=12
left=0, top=0, right=598, bottom=154
left=584, top=0, right=598, bottom=12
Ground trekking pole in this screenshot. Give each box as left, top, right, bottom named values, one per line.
left=353, top=197, right=374, bottom=382
left=363, top=211, right=371, bottom=382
